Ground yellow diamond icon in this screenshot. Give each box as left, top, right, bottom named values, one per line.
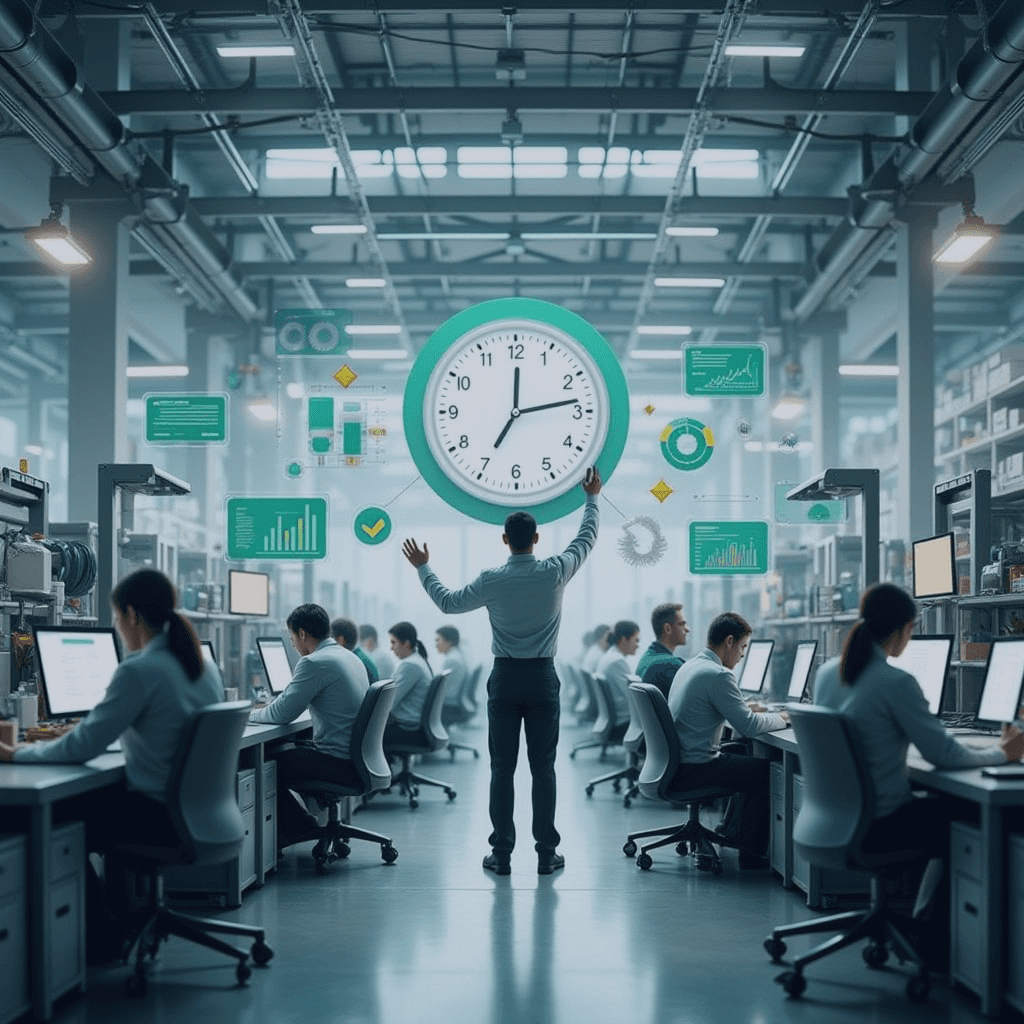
left=650, top=479, right=674, bottom=503
left=334, top=364, right=358, bottom=388
left=643, top=404, right=656, bottom=416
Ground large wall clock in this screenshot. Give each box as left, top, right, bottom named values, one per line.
left=404, top=298, right=629, bottom=525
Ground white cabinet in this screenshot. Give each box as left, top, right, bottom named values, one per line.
left=1006, top=835, right=1024, bottom=1012
left=46, top=823, right=85, bottom=1004
left=951, top=821, right=985, bottom=994
left=769, top=763, right=785, bottom=878
left=0, top=836, right=28, bottom=1024
left=262, top=761, right=277, bottom=877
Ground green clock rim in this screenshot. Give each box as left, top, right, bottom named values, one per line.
left=404, top=297, right=629, bottom=525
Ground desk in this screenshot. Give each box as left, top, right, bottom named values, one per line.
left=0, top=714, right=311, bottom=1020
left=755, top=726, right=1024, bottom=1017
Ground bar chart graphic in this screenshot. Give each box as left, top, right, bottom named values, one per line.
left=689, top=521, right=769, bottom=575
left=227, top=497, right=328, bottom=560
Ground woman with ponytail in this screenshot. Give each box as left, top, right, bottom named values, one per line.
left=383, top=620, right=432, bottom=746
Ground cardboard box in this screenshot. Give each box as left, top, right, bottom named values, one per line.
left=1012, top=409, right=1022, bottom=430
left=994, top=407, right=1009, bottom=433
left=988, top=346, right=1024, bottom=368
left=1008, top=452, right=1024, bottom=479
left=962, top=642, right=991, bottom=662
left=988, top=361, right=1024, bottom=391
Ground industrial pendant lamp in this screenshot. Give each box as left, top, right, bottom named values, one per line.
left=933, top=203, right=999, bottom=266
left=24, top=207, right=92, bottom=267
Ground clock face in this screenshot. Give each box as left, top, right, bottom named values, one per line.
left=424, top=319, right=608, bottom=506
left=405, top=298, right=629, bottom=524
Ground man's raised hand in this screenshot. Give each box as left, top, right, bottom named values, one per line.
left=402, top=538, right=430, bottom=568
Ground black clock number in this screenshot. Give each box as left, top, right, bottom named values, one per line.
left=457, top=376, right=471, bottom=390
left=563, top=435, right=572, bottom=447
left=542, top=457, right=551, bottom=471
left=562, top=374, right=573, bottom=390
left=448, top=405, right=459, bottom=419
left=459, top=435, right=469, bottom=448
left=480, top=456, right=490, bottom=469
left=508, top=343, right=524, bottom=360
left=481, top=352, right=492, bottom=367
left=572, top=405, right=583, bottom=419
left=511, top=464, right=521, bottom=479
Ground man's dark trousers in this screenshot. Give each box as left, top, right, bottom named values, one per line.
left=487, top=657, right=561, bottom=857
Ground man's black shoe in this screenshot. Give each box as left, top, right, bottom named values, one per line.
left=482, top=852, right=511, bottom=875
left=738, top=851, right=770, bottom=870
left=537, top=852, right=565, bottom=875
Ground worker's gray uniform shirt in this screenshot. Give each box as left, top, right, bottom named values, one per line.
left=416, top=494, right=599, bottom=658
left=814, top=646, right=1005, bottom=817
left=667, top=648, right=787, bottom=764
left=250, top=638, right=368, bottom=760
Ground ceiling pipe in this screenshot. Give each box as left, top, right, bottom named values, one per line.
left=0, top=0, right=257, bottom=321
left=793, top=0, right=1024, bottom=322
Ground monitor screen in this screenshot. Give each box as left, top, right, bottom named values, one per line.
left=199, top=639, right=217, bottom=666
left=256, top=636, right=293, bottom=694
left=887, top=635, right=954, bottom=715
left=34, top=626, right=121, bottom=719
left=978, top=639, right=1024, bottom=724
left=229, top=570, right=270, bottom=616
left=787, top=641, right=818, bottom=699
left=738, top=639, right=774, bottom=694
left=912, top=533, right=957, bottom=599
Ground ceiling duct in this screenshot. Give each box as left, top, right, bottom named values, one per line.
left=0, top=0, right=257, bottom=321
left=793, top=0, right=1024, bottom=322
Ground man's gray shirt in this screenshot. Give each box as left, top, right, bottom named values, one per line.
left=416, top=494, right=599, bottom=658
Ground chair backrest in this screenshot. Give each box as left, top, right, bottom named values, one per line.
left=421, top=670, right=451, bottom=752
left=595, top=673, right=626, bottom=735
left=589, top=671, right=611, bottom=734
left=166, top=701, right=251, bottom=866
left=462, top=663, right=482, bottom=712
left=622, top=674, right=644, bottom=752
left=786, top=704, right=875, bottom=872
left=352, top=680, right=397, bottom=794
left=629, top=683, right=679, bottom=802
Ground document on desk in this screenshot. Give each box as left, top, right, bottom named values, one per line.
left=981, top=764, right=1024, bottom=779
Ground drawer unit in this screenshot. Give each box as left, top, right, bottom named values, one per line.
left=951, top=822, right=985, bottom=994
left=45, top=823, right=85, bottom=1003
left=1006, top=835, right=1024, bottom=1012
left=769, top=763, right=785, bottom=878
left=237, top=768, right=256, bottom=812
left=0, top=837, right=28, bottom=1024
left=239, top=802, right=256, bottom=890
left=791, top=774, right=809, bottom=892
left=49, top=826, right=82, bottom=882
left=262, top=761, right=277, bottom=876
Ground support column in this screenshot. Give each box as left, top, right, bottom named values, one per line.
left=895, top=207, right=937, bottom=546
left=804, top=333, right=840, bottom=472
left=67, top=208, right=131, bottom=521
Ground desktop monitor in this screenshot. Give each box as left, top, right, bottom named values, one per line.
left=977, top=638, right=1024, bottom=725
left=738, top=639, right=774, bottom=695
left=228, top=570, right=270, bottom=617
left=912, top=532, right=957, bottom=599
left=34, top=626, right=121, bottom=719
left=787, top=641, right=818, bottom=700
left=256, top=636, right=293, bottom=695
left=199, top=639, right=217, bottom=666
left=887, top=635, right=954, bottom=715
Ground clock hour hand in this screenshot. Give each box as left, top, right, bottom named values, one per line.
left=493, top=410, right=519, bottom=449
left=517, top=398, right=581, bottom=415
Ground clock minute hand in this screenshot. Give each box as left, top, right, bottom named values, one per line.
left=493, top=366, right=522, bottom=449
left=517, top=398, right=581, bottom=415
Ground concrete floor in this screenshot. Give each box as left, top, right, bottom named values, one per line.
left=52, top=714, right=997, bottom=1024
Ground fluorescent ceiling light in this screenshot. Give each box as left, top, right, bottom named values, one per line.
left=521, top=231, right=656, bottom=241
left=247, top=399, right=277, bottom=422
left=345, top=349, right=408, bottom=360
left=23, top=444, right=43, bottom=456
left=216, top=45, right=295, bottom=57
left=26, top=216, right=92, bottom=266
left=285, top=382, right=305, bottom=399
left=126, top=365, right=189, bottom=378
left=725, top=44, right=806, bottom=57
left=345, top=278, right=387, bottom=288
left=771, top=397, right=805, bottom=421
left=311, top=224, right=368, bottom=235
left=344, top=325, right=402, bottom=335
left=637, top=325, right=692, bottom=336
left=839, top=364, right=899, bottom=377
left=934, top=213, right=999, bottom=265
left=666, top=227, right=720, bottom=237
left=630, top=350, right=683, bottom=360
left=654, top=277, right=726, bottom=288
left=378, top=232, right=510, bottom=241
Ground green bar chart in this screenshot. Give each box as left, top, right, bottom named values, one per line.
left=689, top=521, right=769, bottom=575
left=227, top=497, right=328, bottom=560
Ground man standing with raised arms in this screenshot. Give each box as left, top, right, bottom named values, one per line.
left=402, top=468, right=602, bottom=876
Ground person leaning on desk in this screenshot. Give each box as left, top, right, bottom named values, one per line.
left=0, top=568, right=224, bottom=960
left=813, top=583, right=1024, bottom=957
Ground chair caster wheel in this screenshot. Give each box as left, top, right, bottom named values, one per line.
left=126, top=972, right=147, bottom=998
left=636, top=852, right=653, bottom=870
left=776, top=970, right=806, bottom=998
left=696, top=854, right=721, bottom=873
left=409, top=798, right=419, bottom=809
left=446, top=789, right=457, bottom=801
left=381, top=844, right=398, bottom=864
left=906, top=974, right=929, bottom=1003
left=622, top=840, right=637, bottom=857
left=585, top=785, right=595, bottom=797
left=473, top=749, right=480, bottom=759
left=251, top=941, right=273, bottom=966
left=612, top=780, right=622, bottom=792
left=333, top=841, right=351, bottom=859
left=675, top=842, right=689, bottom=857
left=863, top=942, right=888, bottom=969
left=623, top=797, right=632, bottom=808
left=569, top=751, right=577, bottom=760
left=763, top=937, right=787, bottom=962
left=236, top=960, right=251, bottom=985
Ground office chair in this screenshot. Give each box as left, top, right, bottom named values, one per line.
left=381, top=670, right=457, bottom=809
left=764, top=704, right=930, bottom=1003
left=622, top=683, right=739, bottom=874
left=441, top=666, right=481, bottom=760
left=573, top=668, right=599, bottom=723
left=109, top=702, right=273, bottom=997
left=620, top=678, right=646, bottom=807
left=290, top=680, right=399, bottom=872
left=570, top=672, right=623, bottom=759
left=585, top=674, right=637, bottom=795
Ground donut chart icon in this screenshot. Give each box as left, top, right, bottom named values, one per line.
left=660, top=418, right=715, bottom=471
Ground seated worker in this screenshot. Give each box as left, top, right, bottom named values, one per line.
left=251, top=603, right=369, bottom=847
left=332, top=616, right=380, bottom=683
left=596, top=620, right=640, bottom=724
left=435, top=625, right=469, bottom=720
left=636, top=602, right=689, bottom=698
left=580, top=623, right=610, bottom=677
left=0, top=568, right=223, bottom=960
left=667, top=612, right=788, bottom=869
left=382, top=621, right=432, bottom=747
left=359, top=623, right=397, bottom=681
left=814, top=583, right=1023, bottom=955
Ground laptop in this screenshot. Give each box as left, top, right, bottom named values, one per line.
left=34, top=625, right=121, bottom=720
left=765, top=640, right=818, bottom=710
left=199, top=639, right=218, bottom=667
left=256, top=636, right=293, bottom=695
left=887, top=635, right=954, bottom=716
left=950, top=637, right=1024, bottom=734
left=737, top=639, right=774, bottom=697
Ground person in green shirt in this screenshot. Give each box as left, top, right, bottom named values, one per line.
left=332, top=616, right=380, bottom=683
left=636, top=602, right=690, bottom=698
